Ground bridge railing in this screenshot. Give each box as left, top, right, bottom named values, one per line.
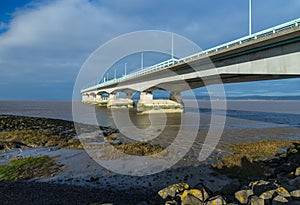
left=82, top=17, right=300, bottom=93
left=180, top=17, right=300, bottom=63
left=81, top=58, right=179, bottom=92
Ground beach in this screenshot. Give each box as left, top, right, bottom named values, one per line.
left=0, top=112, right=299, bottom=204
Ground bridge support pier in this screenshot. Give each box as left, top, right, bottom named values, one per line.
left=95, top=94, right=108, bottom=106
left=82, top=94, right=89, bottom=103
left=137, top=92, right=183, bottom=114
left=107, top=93, right=134, bottom=108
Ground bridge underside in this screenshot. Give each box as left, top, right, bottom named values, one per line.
left=82, top=28, right=300, bottom=114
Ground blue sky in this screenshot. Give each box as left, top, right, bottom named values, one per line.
left=0, top=0, right=300, bottom=100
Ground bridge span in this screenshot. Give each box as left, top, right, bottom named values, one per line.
left=81, top=18, right=300, bottom=114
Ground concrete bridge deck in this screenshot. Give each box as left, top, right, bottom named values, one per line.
left=81, top=18, right=300, bottom=114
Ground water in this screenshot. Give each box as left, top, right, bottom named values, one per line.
left=0, top=100, right=300, bottom=146
left=1, top=100, right=299, bottom=128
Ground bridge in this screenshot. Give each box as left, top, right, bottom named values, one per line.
left=81, top=18, right=300, bottom=114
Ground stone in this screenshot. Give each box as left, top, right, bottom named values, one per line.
left=295, top=167, right=300, bottom=176
left=165, top=200, right=178, bottom=205
left=136, top=201, right=148, bottom=205
left=276, top=187, right=290, bottom=198
left=181, top=194, right=202, bottom=205
left=180, top=189, right=209, bottom=202
left=259, top=189, right=276, bottom=200
left=272, top=195, right=288, bottom=205
left=291, top=190, right=300, bottom=199
left=251, top=181, right=277, bottom=196
left=288, top=200, right=300, bottom=205
left=219, top=179, right=240, bottom=195
left=289, top=176, right=300, bottom=188
left=90, top=176, right=99, bottom=182
left=249, top=180, right=270, bottom=188
left=158, top=183, right=189, bottom=199
left=249, top=195, right=264, bottom=205
left=205, top=195, right=226, bottom=205
left=234, top=189, right=254, bottom=204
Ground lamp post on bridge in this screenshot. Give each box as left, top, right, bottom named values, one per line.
left=249, top=0, right=252, bottom=35
left=141, top=52, right=144, bottom=70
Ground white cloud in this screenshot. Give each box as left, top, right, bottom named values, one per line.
left=0, top=0, right=300, bottom=99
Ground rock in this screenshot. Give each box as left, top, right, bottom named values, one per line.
left=288, top=200, right=300, bottom=205
left=205, top=195, right=226, bottom=205
left=219, top=179, right=240, bottom=195
left=136, top=201, right=148, bottom=205
left=272, top=195, right=288, bottom=205
left=158, top=183, right=189, bottom=199
left=259, top=189, right=276, bottom=200
left=251, top=180, right=277, bottom=196
left=181, top=194, right=203, bottom=205
left=109, top=139, right=121, bottom=145
left=249, top=195, right=264, bottom=205
left=180, top=189, right=209, bottom=202
left=276, top=187, right=290, bottom=198
left=249, top=180, right=270, bottom=188
left=90, top=176, right=99, bottom=182
left=295, top=167, right=300, bottom=176
left=234, top=189, right=253, bottom=204
left=165, top=200, right=178, bottom=205
left=289, top=176, right=300, bottom=188
left=291, top=190, right=300, bottom=199
left=287, top=148, right=298, bottom=155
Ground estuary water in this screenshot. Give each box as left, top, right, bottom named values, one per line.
left=0, top=100, right=300, bottom=148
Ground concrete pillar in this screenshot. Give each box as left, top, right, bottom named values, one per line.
left=89, top=94, right=96, bottom=104
left=137, top=91, right=183, bottom=114
left=82, top=94, right=88, bottom=102
left=139, top=92, right=153, bottom=102
left=107, top=93, right=133, bottom=108
left=126, top=93, right=132, bottom=99
left=108, top=93, right=116, bottom=100
left=170, top=92, right=183, bottom=105
left=96, top=94, right=102, bottom=102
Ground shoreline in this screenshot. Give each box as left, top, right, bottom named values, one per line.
left=0, top=115, right=300, bottom=204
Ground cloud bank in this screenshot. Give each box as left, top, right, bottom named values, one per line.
left=0, top=0, right=299, bottom=99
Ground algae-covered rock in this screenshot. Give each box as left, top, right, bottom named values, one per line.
left=291, top=190, right=300, bottom=199
left=295, top=167, right=300, bottom=176
left=180, top=189, right=209, bottom=202
left=259, top=189, right=276, bottom=200
left=181, top=194, right=202, bottom=205
left=158, top=183, right=189, bottom=199
left=276, top=187, right=291, bottom=198
left=272, top=195, right=288, bottom=204
left=205, top=195, right=226, bottom=205
left=251, top=180, right=277, bottom=196
left=249, top=195, right=264, bottom=205
left=234, top=189, right=253, bottom=204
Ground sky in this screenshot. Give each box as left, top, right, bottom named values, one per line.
left=0, top=0, right=300, bottom=100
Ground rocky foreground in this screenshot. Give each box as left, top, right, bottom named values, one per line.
left=0, top=115, right=300, bottom=204
left=155, top=143, right=300, bottom=205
